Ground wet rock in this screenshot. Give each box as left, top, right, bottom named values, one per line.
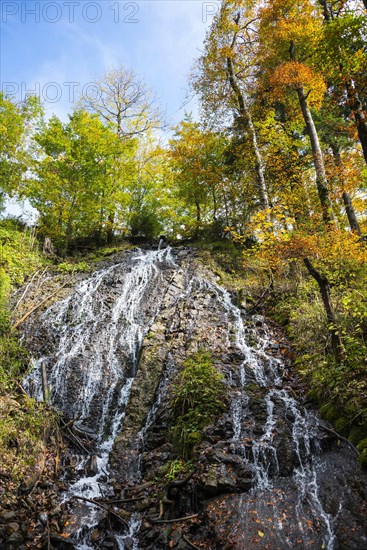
left=122, top=537, right=134, bottom=549
left=253, top=315, right=264, bottom=327
left=19, top=247, right=367, bottom=549
left=5, top=523, right=20, bottom=535
left=0, top=511, right=16, bottom=522
left=85, top=455, right=98, bottom=476
left=39, top=513, right=48, bottom=526
left=6, top=531, right=24, bottom=546
left=50, top=534, right=76, bottom=548
left=90, top=529, right=100, bottom=543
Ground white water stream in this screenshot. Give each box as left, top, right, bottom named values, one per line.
left=24, top=248, right=175, bottom=548
left=23, top=248, right=342, bottom=549
left=197, top=278, right=337, bottom=550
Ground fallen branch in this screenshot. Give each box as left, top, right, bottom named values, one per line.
left=15, top=380, right=29, bottom=397
left=13, top=282, right=69, bottom=329
left=183, top=535, right=202, bottom=550
left=167, top=469, right=196, bottom=489
left=349, top=407, right=367, bottom=426
left=71, top=495, right=129, bottom=527
left=149, top=514, right=198, bottom=524
left=12, top=269, right=42, bottom=313
left=41, top=362, right=49, bottom=403
left=63, top=429, right=92, bottom=454
left=248, top=285, right=272, bottom=313
left=99, top=497, right=145, bottom=504
left=319, top=424, right=359, bottom=456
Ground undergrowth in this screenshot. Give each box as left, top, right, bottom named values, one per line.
left=198, top=233, right=367, bottom=466
left=0, top=219, right=53, bottom=487
left=169, top=350, right=227, bottom=460
left=236, top=230, right=367, bottom=465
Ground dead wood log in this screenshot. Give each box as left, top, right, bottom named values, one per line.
left=99, top=497, right=145, bottom=504
left=148, top=514, right=198, bottom=524
left=41, top=362, right=49, bottom=403
left=12, top=269, right=42, bottom=313
left=319, top=423, right=359, bottom=456
left=71, top=495, right=129, bottom=527
left=13, top=282, right=69, bottom=329
left=183, top=536, right=202, bottom=550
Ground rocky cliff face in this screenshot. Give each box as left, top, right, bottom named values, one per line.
left=21, top=247, right=367, bottom=550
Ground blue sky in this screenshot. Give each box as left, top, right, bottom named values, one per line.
left=1, top=0, right=220, bottom=123
left=1, top=1, right=220, bottom=217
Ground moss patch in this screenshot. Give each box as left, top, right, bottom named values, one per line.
left=169, top=350, right=227, bottom=459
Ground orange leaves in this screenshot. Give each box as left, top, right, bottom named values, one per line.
left=243, top=224, right=367, bottom=276
left=258, top=0, right=326, bottom=109
left=270, top=61, right=327, bottom=108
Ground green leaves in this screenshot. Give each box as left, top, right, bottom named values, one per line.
left=28, top=109, right=139, bottom=249
left=169, top=350, right=227, bottom=459
left=0, top=93, right=42, bottom=194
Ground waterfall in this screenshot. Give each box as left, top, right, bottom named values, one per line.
left=22, top=248, right=367, bottom=549
left=197, top=278, right=337, bottom=548
left=24, top=247, right=176, bottom=548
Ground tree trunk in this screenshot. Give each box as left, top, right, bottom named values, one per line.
left=330, top=144, right=361, bottom=235
left=342, top=192, right=361, bottom=235
left=296, top=87, right=336, bottom=225
left=212, top=186, right=218, bottom=222
left=221, top=184, right=230, bottom=227
left=304, top=258, right=347, bottom=364
left=106, top=212, right=115, bottom=244
left=345, top=79, right=367, bottom=165
left=318, top=4, right=367, bottom=164
left=318, top=0, right=333, bottom=21
left=195, top=201, right=201, bottom=239
left=226, top=57, right=270, bottom=210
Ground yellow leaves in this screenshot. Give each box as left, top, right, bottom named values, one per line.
left=220, top=46, right=235, bottom=59
left=244, top=224, right=367, bottom=278
left=258, top=530, right=265, bottom=537
left=260, top=0, right=322, bottom=47
left=248, top=205, right=293, bottom=241
left=270, top=61, right=327, bottom=108
left=258, top=0, right=326, bottom=108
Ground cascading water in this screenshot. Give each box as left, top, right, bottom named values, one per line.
left=24, top=247, right=176, bottom=548
left=22, top=247, right=367, bottom=549
left=195, top=278, right=338, bottom=548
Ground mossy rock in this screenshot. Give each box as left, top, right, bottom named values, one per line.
left=320, top=403, right=339, bottom=423
left=334, top=417, right=349, bottom=435
left=348, top=425, right=366, bottom=447
left=356, top=437, right=367, bottom=453
left=358, top=448, right=367, bottom=468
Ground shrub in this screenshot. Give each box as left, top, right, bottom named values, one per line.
left=169, top=350, right=227, bottom=459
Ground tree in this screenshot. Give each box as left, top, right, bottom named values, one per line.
left=0, top=93, right=42, bottom=197
left=191, top=1, right=270, bottom=211
left=316, top=3, right=367, bottom=165
left=314, top=102, right=363, bottom=234
left=26, top=110, right=137, bottom=250
left=126, top=136, right=169, bottom=239
left=80, top=66, right=161, bottom=139
left=169, top=118, right=228, bottom=238
left=80, top=66, right=162, bottom=240
left=258, top=0, right=337, bottom=225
